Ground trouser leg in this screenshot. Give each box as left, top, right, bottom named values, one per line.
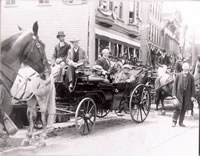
left=66, top=66, right=75, bottom=84
left=179, top=109, right=186, bottom=124
left=172, top=109, right=180, bottom=123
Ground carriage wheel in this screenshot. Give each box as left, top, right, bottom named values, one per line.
left=96, top=108, right=110, bottom=118
left=75, top=97, right=96, bottom=135
left=129, top=84, right=151, bottom=123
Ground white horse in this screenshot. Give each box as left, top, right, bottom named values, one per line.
left=12, top=66, right=56, bottom=146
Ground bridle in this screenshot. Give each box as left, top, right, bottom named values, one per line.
left=23, top=35, right=48, bottom=69
left=0, top=35, right=49, bottom=95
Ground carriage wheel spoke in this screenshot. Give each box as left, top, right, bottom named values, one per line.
left=141, top=106, right=147, bottom=116
left=85, top=119, right=90, bottom=132
left=86, top=101, right=90, bottom=113
left=136, top=107, right=139, bottom=121
left=82, top=121, right=86, bottom=134
left=139, top=107, right=143, bottom=121
left=88, top=118, right=94, bottom=125
left=78, top=119, right=84, bottom=129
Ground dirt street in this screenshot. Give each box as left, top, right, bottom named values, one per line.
left=0, top=106, right=199, bottom=156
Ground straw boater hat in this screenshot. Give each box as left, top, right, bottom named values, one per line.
left=56, top=31, right=65, bottom=38
left=123, top=64, right=131, bottom=70
left=92, top=65, right=103, bottom=72
left=70, top=36, right=80, bottom=43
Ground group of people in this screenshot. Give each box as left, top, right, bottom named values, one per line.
left=92, top=48, right=135, bottom=83
left=52, top=31, right=198, bottom=128
left=52, top=31, right=136, bottom=90
left=155, top=49, right=200, bottom=127
left=51, top=31, right=88, bottom=91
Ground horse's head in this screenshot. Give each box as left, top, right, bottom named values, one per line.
left=20, top=22, right=50, bottom=79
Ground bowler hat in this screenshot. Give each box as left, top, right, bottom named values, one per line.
left=70, top=37, right=80, bottom=43
left=56, top=31, right=65, bottom=38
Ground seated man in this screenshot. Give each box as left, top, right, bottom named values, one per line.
left=65, top=37, right=88, bottom=90
left=114, top=64, right=135, bottom=83
left=96, top=48, right=111, bottom=74
left=88, top=65, right=109, bottom=83
left=51, top=31, right=71, bottom=81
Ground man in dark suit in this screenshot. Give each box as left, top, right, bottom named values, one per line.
left=96, top=48, right=111, bottom=74
left=172, top=62, right=196, bottom=127
left=52, top=31, right=71, bottom=65
left=65, top=37, right=88, bottom=91
left=51, top=31, right=71, bottom=81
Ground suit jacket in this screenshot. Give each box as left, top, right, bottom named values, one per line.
left=159, top=55, right=171, bottom=67
left=172, top=72, right=195, bottom=110
left=52, top=42, right=71, bottom=62
left=96, top=57, right=110, bottom=71
left=66, top=46, right=88, bottom=66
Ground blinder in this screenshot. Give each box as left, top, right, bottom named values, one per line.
left=23, top=35, right=48, bottom=71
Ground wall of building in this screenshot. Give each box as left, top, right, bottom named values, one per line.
left=140, top=1, right=163, bottom=65
left=95, top=0, right=140, bottom=61
left=1, top=0, right=89, bottom=60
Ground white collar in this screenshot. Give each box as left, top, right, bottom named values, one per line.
left=74, top=47, right=79, bottom=52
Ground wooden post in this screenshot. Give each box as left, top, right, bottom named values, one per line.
left=88, top=0, right=96, bottom=66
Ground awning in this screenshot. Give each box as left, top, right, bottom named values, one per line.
left=95, top=28, right=140, bottom=48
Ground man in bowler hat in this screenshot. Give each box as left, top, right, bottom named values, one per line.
left=52, top=31, right=71, bottom=65
left=51, top=31, right=71, bottom=81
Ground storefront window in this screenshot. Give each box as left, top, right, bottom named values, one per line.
left=6, top=0, right=16, bottom=5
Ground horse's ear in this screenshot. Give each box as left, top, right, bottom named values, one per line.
left=17, top=25, right=23, bottom=31
left=32, top=21, right=38, bottom=36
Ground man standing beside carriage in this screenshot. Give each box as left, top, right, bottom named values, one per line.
left=172, top=62, right=196, bottom=127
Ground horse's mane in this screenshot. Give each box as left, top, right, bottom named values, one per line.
left=1, top=32, right=22, bottom=52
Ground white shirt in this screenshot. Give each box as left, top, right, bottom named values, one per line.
left=73, top=47, right=79, bottom=53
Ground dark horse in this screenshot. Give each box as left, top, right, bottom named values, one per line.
left=155, top=73, right=175, bottom=114
left=0, top=21, right=49, bottom=143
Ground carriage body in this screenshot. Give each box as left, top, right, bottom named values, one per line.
left=55, top=66, right=152, bottom=135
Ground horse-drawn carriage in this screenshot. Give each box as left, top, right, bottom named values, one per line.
left=55, top=65, right=153, bottom=135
